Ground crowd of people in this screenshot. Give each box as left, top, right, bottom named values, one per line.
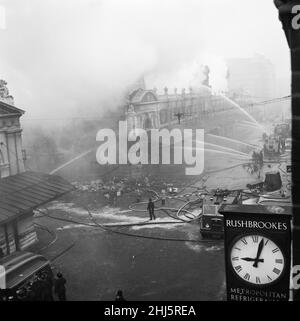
left=0, top=271, right=67, bottom=302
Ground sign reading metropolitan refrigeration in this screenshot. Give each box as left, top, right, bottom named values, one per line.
left=229, top=287, right=288, bottom=301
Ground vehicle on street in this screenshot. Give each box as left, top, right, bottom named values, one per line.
left=0, top=251, right=53, bottom=301
left=200, top=204, right=224, bottom=239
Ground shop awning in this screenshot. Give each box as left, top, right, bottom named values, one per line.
left=0, top=171, right=73, bottom=225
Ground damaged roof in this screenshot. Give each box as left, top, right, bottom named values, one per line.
left=0, top=171, right=73, bottom=225
left=0, top=100, right=25, bottom=117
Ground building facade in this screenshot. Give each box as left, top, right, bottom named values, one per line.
left=226, top=54, right=276, bottom=99
left=0, top=103, right=25, bottom=179
left=125, top=86, right=255, bottom=135
left=0, top=80, right=72, bottom=258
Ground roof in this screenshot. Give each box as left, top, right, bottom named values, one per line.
left=203, top=204, right=219, bottom=215
left=0, top=100, right=25, bottom=117
left=0, top=251, right=50, bottom=289
left=0, top=171, right=73, bottom=225
left=219, top=204, right=292, bottom=216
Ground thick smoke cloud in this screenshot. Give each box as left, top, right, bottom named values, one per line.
left=0, top=0, right=290, bottom=122
left=0, top=0, right=205, bottom=120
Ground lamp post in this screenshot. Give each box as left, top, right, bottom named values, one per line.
left=274, top=0, right=300, bottom=300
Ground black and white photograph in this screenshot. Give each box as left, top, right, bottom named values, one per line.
left=0, top=0, right=299, bottom=307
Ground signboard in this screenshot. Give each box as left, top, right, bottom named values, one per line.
left=219, top=204, right=292, bottom=301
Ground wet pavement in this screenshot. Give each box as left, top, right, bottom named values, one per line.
left=31, top=160, right=263, bottom=301
left=29, top=123, right=289, bottom=301
left=33, top=189, right=225, bottom=301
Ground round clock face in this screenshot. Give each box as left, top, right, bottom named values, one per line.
left=230, top=234, right=285, bottom=285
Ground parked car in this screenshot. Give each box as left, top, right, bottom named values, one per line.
left=0, top=251, right=53, bottom=301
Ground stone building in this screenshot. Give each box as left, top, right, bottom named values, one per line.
left=0, top=100, right=25, bottom=178
left=0, top=80, right=72, bottom=257
left=124, top=84, right=252, bottom=136
left=125, top=86, right=214, bottom=133
left=226, top=54, right=276, bottom=99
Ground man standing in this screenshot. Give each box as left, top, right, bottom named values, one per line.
left=147, top=198, right=155, bottom=220
left=161, top=189, right=166, bottom=206
left=54, top=272, right=67, bottom=301
left=115, top=290, right=126, bottom=301
left=136, top=189, right=142, bottom=203
left=43, top=272, right=54, bottom=301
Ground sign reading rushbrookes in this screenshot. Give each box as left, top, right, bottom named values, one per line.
left=226, top=219, right=288, bottom=230
left=219, top=204, right=292, bottom=302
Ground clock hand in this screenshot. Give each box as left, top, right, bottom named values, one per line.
left=241, top=257, right=264, bottom=262
left=253, top=238, right=264, bottom=268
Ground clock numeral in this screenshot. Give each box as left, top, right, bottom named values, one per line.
left=275, top=259, right=283, bottom=264
left=273, top=268, right=281, bottom=275
left=235, top=265, right=242, bottom=273
left=244, top=273, right=250, bottom=281
left=234, top=247, right=241, bottom=251
left=256, top=277, right=261, bottom=284
left=252, top=235, right=259, bottom=243
left=265, top=239, right=269, bottom=246
left=241, top=238, right=248, bottom=245
left=232, top=257, right=239, bottom=261
left=272, top=248, right=279, bottom=253
left=267, top=275, right=272, bottom=281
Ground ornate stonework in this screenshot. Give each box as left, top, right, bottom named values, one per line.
left=0, top=79, right=14, bottom=105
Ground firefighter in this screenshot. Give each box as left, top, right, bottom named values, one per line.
left=43, top=272, right=54, bottom=301
left=115, top=290, right=126, bottom=301
left=136, top=189, right=142, bottom=203
left=259, top=150, right=264, bottom=167
left=147, top=198, right=155, bottom=220
left=282, top=138, right=286, bottom=152
left=161, top=190, right=166, bottom=206
left=54, top=272, right=67, bottom=301
left=31, top=273, right=44, bottom=300
left=252, top=151, right=257, bottom=163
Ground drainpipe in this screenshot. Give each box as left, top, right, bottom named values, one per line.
left=274, top=0, right=300, bottom=300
